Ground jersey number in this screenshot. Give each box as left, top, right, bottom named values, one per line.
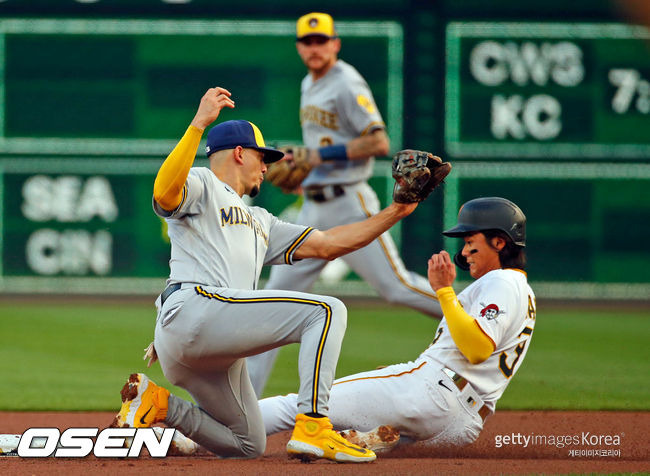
left=499, top=295, right=536, bottom=378
left=498, top=327, right=531, bottom=378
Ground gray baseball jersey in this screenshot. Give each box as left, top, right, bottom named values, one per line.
left=247, top=60, right=443, bottom=397
left=154, top=167, right=311, bottom=289
left=259, top=268, right=536, bottom=447
left=301, top=60, right=384, bottom=187
left=151, top=166, right=350, bottom=457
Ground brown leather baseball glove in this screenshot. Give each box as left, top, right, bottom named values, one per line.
left=391, top=149, right=451, bottom=203
left=265, top=146, right=313, bottom=193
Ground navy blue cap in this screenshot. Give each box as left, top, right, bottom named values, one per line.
left=205, top=120, right=284, bottom=163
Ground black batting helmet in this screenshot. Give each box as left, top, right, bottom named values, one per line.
left=443, top=197, right=526, bottom=246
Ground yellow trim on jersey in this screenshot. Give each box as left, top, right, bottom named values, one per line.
left=333, top=361, right=427, bottom=386
left=474, top=320, right=497, bottom=350
left=356, top=192, right=439, bottom=301
left=154, top=125, right=203, bottom=211
left=359, top=121, right=385, bottom=137
left=194, top=285, right=331, bottom=414
left=284, top=227, right=314, bottom=264
left=436, top=286, right=496, bottom=364
left=174, top=184, right=188, bottom=213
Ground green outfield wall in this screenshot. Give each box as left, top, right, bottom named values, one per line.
left=1, top=1, right=648, bottom=300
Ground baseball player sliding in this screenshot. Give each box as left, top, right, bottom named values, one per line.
left=111, top=87, right=445, bottom=463
left=259, top=197, right=536, bottom=451
left=247, top=11, right=444, bottom=398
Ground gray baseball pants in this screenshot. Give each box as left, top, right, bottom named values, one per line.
left=153, top=284, right=347, bottom=457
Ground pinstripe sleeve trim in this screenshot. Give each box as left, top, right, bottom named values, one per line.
left=284, top=227, right=315, bottom=265
left=360, top=121, right=385, bottom=137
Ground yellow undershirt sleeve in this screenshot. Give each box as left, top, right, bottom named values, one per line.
left=435, top=286, right=496, bottom=364
left=153, top=125, right=204, bottom=211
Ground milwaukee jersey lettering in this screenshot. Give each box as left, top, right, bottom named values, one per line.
left=153, top=167, right=312, bottom=289
left=219, top=206, right=269, bottom=245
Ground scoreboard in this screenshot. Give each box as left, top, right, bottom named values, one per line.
left=1, top=15, right=650, bottom=298
left=0, top=18, right=402, bottom=293
left=445, top=22, right=650, bottom=158
left=0, top=18, right=403, bottom=156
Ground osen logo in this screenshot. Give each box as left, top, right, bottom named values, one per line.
left=17, top=427, right=175, bottom=458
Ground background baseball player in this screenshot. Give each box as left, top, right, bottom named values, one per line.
left=111, top=87, right=444, bottom=463
left=247, top=11, right=444, bottom=397
left=259, top=197, right=536, bottom=451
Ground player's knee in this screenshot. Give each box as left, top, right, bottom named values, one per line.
left=327, top=296, right=346, bottom=315
left=240, top=427, right=266, bottom=458
left=306, top=297, right=347, bottom=335
left=326, top=297, right=347, bottom=330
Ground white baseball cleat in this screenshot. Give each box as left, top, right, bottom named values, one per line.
left=338, top=425, right=400, bottom=453
left=152, top=427, right=199, bottom=456
left=123, top=427, right=199, bottom=456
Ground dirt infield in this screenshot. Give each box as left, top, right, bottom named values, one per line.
left=1, top=410, right=648, bottom=475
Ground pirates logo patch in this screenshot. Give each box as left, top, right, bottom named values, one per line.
left=479, top=303, right=503, bottom=320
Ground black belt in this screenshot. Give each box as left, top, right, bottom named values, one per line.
left=160, top=283, right=182, bottom=306
left=304, top=184, right=345, bottom=202
left=443, top=368, right=491, bottom=422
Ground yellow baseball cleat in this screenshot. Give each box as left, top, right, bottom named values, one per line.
left=287, top=413, right=376, bottom=463
left=112, top=373, right=170, bottom=428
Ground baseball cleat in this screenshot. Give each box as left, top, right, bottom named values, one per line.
left=286, top=413, right=376, bottom=463
left=122, top=427, right=199, bottom=456
left=338, top=425, right=400, bottom=453
left=153, top=427, right=199, bottom=456
left=112, top=373, right=170, bottom=429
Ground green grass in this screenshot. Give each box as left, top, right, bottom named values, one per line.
left=0, top=299, right=648, bottom=411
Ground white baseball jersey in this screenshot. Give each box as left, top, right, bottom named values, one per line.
left=300, top=60, right=385, bottom=187
left=259, top=268, right=536, bottom=447
left=422, top=268, right=536, bottom=409
left=153, top=167, right=313, bottom=289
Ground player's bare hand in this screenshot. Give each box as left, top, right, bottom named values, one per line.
left=427, top=250, right=456, bottom=291
left=191, top=87, right=236, bottom=130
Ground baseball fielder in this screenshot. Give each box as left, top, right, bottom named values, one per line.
left=247, top=11, right=443, bottom=397
left=259, top=197, right=536, bottom=451
left=111, top=87, right=431, bottom=463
